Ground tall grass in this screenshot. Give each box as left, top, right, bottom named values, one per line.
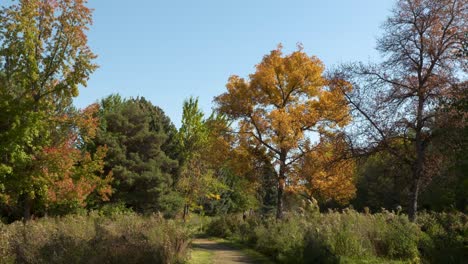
left=0, top=212, right=191, bottom=264
left=206, top=207, right=429, bottom=263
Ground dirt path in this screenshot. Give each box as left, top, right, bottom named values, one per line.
left=190, top=238, right=254, bottom=264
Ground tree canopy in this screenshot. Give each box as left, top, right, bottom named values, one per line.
left=91, top=95, right=182, bottom=215
left=333, top=0, right=467, bottom=220
left=0, top=0, right=104, bottom=220
left=215, top=45, right=352, bottom=218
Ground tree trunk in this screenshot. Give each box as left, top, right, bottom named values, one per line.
left=409, top=145, right=424, bottom=222
left=22, top=194, right=32, bottom=222
left=408, top=177, right=420, bottom=222
left=182, top=203, right=189, bottom=222
left=409, top=91, right=425, bottom=222
left=276, top=177, right=285, bottom=219
left=276, top=153, right=287, bottom=219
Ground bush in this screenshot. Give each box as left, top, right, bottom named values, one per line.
left=417, top=211, right=468, bottom=264
left=302, top=210, right=420, bottom=263
left=303, top=229, right=339, bottom=264
left=96, top=202, right=134, bottom=216
left=206, top=209, right=422, bottom=263
left=0, top=213, right=190, bottom=264
left=205, top=209, right=468, bottom=263
left=253, top=217, right=306, bottom=263
left=205, top=214, right=243, bottom=238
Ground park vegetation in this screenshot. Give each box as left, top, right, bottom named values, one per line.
left=0, top=0, right=466, bottom=263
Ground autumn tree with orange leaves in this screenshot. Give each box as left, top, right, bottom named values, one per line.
left=38, top=104, right=112, bottom=214
left=215, top=46, right=352, bottom=218
left=292, top=134, right=356, bottom=206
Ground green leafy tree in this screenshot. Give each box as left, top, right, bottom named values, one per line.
left=176, top=97, right=227, bottom=220
left=352, top=150, right=411, bottom=212
left=231, top=145, right=277, bottom=215
left=420, top=85, right=468, bottom=212
left=0, top=0, right=97, bottom=220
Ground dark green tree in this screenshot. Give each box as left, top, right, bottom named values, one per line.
left=352, top=151, right=411, bottom=212
left=91, top=95, right=182, bottom=215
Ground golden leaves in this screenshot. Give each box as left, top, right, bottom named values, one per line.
left=215, top=45, right=351, bottom=154
left=215, top=45, right=355, bottom=208
left=295, top=136, right=356, bottom=204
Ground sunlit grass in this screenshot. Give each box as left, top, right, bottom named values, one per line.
left=188, top=248, right=214, bottom=264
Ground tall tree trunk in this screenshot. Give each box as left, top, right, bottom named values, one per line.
left=409, top=91, right=425, bottom=222
left=276, top=153, right=287, bottom=219
left=409, top=132, right=424, bottom=222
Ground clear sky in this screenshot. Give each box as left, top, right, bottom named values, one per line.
left=74, top=0, right=395, bottom=127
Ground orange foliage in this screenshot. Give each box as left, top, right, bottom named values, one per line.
left=215, top=45, right=353, bottom=215
left=39, top=105, right=112, bottom=207
left=292, top=136, right=356, bottom=204
left=216, top=46, right=351, bottom=154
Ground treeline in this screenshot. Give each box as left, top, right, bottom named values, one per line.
left=0, top=0, right=467, bottom=225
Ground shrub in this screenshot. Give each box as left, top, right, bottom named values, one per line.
left=205, top=214, right=243, bottom=238
left=206, top=209, right=422, bottom=263
left=0, top=213, right=191, bottom=264
left=299, top=210, right=421, bottom=262
left=303, top=229, right=339, bottom=264
left=253, top=217, right=306, bottom=263
left=96, top=202, right=134, bottom=216
left=380, top=215, right=420, bottom=260
left=417, top=211, right=468, bottom=264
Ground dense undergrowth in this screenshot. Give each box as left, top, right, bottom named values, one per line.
left=0, top=212, right=191, bottom=264
left=205, top=205, right=467, bottom=264
left=0, top=208, right=466, bottom=264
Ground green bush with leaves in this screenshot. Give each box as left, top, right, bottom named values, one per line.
left=205, top=214, right=243, bottom=238
left=417, top=211, right=468, bottom=264
left=253, top=217, right=305, bottom=263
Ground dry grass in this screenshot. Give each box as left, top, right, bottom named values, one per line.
left=0, top=212, right=191, bottom=264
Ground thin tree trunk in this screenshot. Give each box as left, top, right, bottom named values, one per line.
left=182, top=203, right=189, bottom=222
left=276, top=153, right=287, bottom=219
left=276, top=176, right=285, bottom=219
left=22, top=195, right=32, bottom=222
left=408, top=177, right=420, bottom=222
left=409, top=90, right=425, bottom=222
left=409, top=143, right=424, bottom=222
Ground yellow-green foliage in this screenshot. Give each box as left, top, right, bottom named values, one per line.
left=0, top=213, right=190, bottom=264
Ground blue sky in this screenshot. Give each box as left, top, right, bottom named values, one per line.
left=74, top=0, right=395, bottom=127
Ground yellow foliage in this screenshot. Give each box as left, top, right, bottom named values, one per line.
left=215, top=45, right=351, bottom=154
left=215, top=45, right=354, bottom=214
left=292, top=136, right=356, bottom=204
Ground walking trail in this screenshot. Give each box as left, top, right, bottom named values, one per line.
left=189, top=238, right=254, bottom=264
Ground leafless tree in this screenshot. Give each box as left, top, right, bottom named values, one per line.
left=333, top=0, right=467, bottom=221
